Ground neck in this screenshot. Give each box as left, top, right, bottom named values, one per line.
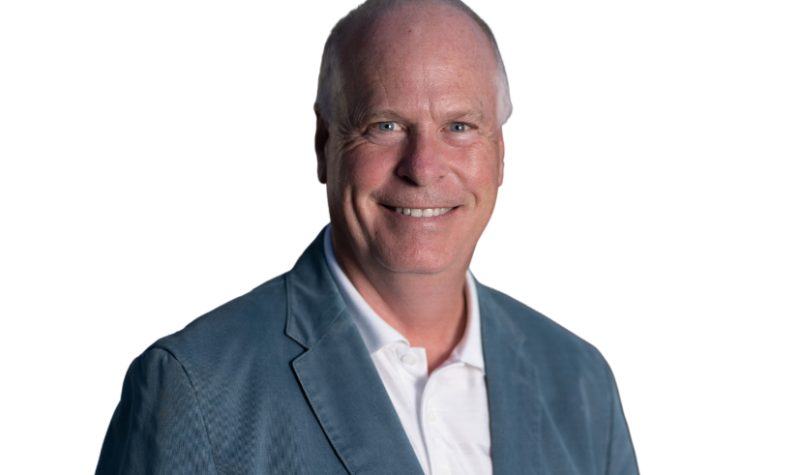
left=337, top=251, right=469, bottom=372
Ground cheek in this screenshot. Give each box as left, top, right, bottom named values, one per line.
left=459, top=148, right=503, bottom=192
left=341, top=149, right=397, bottom=193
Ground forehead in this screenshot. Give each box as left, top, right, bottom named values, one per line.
left=357, top=4, right=492, bottom=59
left=338, top=4, right=498, bottom=116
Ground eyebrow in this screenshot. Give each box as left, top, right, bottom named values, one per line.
left=446, top=110, right=485, bottom=124
left=359, top=110, right=406, bottom=123
left=354, top=109, right=487, bottom=127
left=344, top=105, right=399, bottom=129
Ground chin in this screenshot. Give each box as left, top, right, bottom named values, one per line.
left=372, top=245, right=464, bottom=276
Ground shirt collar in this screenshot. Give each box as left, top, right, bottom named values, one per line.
left=323, top=225, right=485, bottom=371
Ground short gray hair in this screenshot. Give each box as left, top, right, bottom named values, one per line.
left=315, top=0, right=513, bottom=126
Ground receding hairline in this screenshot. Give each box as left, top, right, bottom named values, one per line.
left=315, top=0, right=512, bottom=125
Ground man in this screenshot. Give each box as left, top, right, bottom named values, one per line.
left=97, top=0, right=638, bottom=473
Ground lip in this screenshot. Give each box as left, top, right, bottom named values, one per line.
left=379, top=203, right=459, bottom=219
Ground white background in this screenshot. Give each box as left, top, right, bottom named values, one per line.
left=1, top=1, right=798, bottom=473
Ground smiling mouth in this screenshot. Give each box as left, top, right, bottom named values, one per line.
left=393, top=207, right=454, bottom=218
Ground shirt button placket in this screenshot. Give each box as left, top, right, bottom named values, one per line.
left=422, top=375, right=449, bottom=475
left=426, top=410, right=449, bottom=475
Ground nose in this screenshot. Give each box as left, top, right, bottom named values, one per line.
left=395, top=128, right=447, bottom=186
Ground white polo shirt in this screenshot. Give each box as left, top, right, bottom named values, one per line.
left=323, top=227, right=492, bottom=475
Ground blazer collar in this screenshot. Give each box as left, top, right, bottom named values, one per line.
left=284, top=228, right=347, bottom=349
left=285, top=229, right=424, bottom=475
left=479, top=283, right=543, bottom=475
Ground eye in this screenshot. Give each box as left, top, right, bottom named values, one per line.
left=365, top=120, right=405, bottom=145
left=375, top=121, right=399, bottom=132
left=448, top=122, right=470, bottom=132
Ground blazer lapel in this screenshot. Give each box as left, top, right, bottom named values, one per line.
left=479, top=283, right=543, bottom=475
left=285, top=231, right=424, bottom=475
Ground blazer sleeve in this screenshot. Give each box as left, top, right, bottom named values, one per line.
left=96, top=347, right=217, bottom=475
left=604, top=360, right=639, bottom=475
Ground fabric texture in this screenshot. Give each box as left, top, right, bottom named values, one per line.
left=96, top=228, right=639, bottom=474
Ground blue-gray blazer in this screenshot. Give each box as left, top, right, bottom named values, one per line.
left=97, top=230, right=638, bottom=474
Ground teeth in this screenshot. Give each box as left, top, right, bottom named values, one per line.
left=394, top=207, right=453, bottom=217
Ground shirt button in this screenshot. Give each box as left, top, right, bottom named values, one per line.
left=426, top=409, right=439, bottom=424
left=434, top=465, right=452, bottom=475
left=399, top=352, right=418, bottom=366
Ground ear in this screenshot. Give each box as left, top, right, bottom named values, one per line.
left=497, top=128, right=505, bottom=186
left=314, top=105, right=329, bottom=184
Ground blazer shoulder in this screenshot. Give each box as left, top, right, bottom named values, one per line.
left=150, top=272, right=295, bottom=367
left=479, top=284, right=639, bottom=474
left=480, top=284, right=608, bottom=371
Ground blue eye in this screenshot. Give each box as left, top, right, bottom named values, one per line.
left=366, top=121, right=405, bottom=144
left=449, top=122, right=469, bottom=132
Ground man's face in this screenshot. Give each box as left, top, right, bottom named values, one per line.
left=318, top=5, right=504, bottom=279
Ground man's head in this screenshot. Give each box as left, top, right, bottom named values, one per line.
left=315, top=0, right=511, bottom=282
